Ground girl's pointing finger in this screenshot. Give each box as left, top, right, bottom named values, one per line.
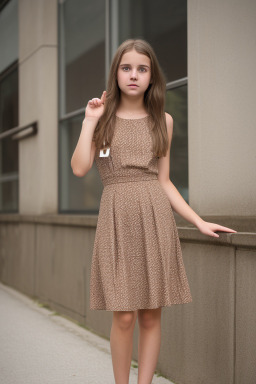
left=101, top=90, right=106, bottom=104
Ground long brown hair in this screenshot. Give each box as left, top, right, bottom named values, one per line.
left=92, top=38, right=169, bottom=158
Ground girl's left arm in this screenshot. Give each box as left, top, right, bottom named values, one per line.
left=158, top=113, right=237, bottom=238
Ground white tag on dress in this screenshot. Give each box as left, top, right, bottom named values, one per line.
left=99, top=147, right=110, bottom=157
left=99, top=139, right=110, bottom=157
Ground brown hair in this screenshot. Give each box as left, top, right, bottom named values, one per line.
left=92, top=38, right=169, bottom=158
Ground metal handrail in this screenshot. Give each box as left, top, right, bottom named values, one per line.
left=0, top=121, right=38, bottom=141
left=59, top=108, right=85, bottom=122
left=166, top=77, right=188, bottom=90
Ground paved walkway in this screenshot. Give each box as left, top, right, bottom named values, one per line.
left=0, top=282, right=174, bottom=384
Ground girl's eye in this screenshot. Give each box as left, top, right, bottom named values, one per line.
left=122, top=67, right=147, bottom=72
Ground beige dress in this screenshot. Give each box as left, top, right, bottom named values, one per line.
left=89, top=115, right=192, bottom=311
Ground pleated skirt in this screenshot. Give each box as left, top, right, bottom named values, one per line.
left=89, top=178, right=192, bottom=311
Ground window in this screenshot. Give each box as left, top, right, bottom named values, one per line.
left=58, top=0, right=105, bottom=213
left=0, top=0, right=19, bottom=213
left=166, top=82, right=188, bottom=202
left=59, top=0, right=188, bottom=213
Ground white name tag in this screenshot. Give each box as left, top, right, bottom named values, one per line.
left=99, top=147, right=110, bottom=157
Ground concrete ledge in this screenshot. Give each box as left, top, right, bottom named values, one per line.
left=0, top=213, right=98, bottom=227
left=0, top=214, right=255, bottom=247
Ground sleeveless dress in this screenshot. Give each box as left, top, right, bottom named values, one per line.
left=89, top=115, right=193, bottom=311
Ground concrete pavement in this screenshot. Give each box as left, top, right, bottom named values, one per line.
left=0, top=282, right=174, bottom=384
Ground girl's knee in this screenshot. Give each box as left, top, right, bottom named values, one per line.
left=113, top=310, right=137, bottom=330
left=138, top=307, right=161, bottom=329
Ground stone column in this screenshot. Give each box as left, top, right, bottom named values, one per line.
left=19, top=0, right=58, bottom=214
left=188, top=0, right=256, bottom=216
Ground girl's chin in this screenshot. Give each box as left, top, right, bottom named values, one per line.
left=120, top=89, right=145, bottom=97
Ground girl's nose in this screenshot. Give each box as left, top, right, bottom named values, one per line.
left=130, top=69, right=137, bottom=79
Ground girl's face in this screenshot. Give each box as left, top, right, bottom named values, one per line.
left=117, top=49, right=151, bottom=98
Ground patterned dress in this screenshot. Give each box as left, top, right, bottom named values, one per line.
left=89, top=115, right=192, bottom=311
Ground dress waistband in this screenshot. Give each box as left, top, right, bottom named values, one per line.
left=102, top=173, right=158, bottom=186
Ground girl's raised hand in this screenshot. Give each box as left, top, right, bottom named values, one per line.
left=196, top=220, right=237, bottom=238
left=85, top=91, right=107, bottom=120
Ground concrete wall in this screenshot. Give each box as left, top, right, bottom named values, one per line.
left=1, top=214, right=256, bottom=384
left=18, top=0, right=58, bottom=214
left=188, top=0, right=256, bottom=216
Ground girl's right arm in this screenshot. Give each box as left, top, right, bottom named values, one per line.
left=71, top=91, right=106, bottom=177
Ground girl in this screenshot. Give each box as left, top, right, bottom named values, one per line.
left=71, top=39, right=237, bottom=384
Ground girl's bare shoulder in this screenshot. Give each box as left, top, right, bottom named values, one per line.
left=164, top=112, right=173, bottom=123
left=164, top=112, right=173, bottom=135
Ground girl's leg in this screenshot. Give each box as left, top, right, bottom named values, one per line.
left=137, top=307, right=162, bottom=384
left=110, top=310, right=137, bottom=384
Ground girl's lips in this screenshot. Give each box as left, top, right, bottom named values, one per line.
left=128, top=85, right=138, bottom=87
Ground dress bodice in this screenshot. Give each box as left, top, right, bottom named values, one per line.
left=94, top=116, right=159, bottom=186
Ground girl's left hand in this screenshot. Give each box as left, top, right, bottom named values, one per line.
left=196, top=220, right=237, bottom=238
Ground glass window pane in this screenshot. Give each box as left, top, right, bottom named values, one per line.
left=0, top=0, right=18, bottom=73
left=0, top=67, right=18, bottom=171
left=165, top=85, right=188, bottom=202
left=59, top=115, right=103, bottom=213
left=118, top=0, right=187, bottom=82
left=0, top=64, right=19, bottom=213
left=58, top=0, right=105, bottom=116
left=0, top=177, right=18, bottom=212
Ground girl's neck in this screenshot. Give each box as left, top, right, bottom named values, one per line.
left=117, top=95, right=147, bottom=117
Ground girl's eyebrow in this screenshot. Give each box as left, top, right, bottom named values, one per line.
left=120, top=64, right=150, bottom=69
